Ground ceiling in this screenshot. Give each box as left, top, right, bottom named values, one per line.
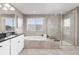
left=11, top=3, right=79, bottom=14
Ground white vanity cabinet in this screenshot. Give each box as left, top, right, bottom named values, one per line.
left=11, top=34, right=24, bottom=55
left=0, top=34, right=24, bottom=55
left=0, top=40, right=10, bottom=55
left=17, top=35, right=24, bottom=54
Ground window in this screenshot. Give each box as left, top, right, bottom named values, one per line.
left=27, top=17, right=44, bottom=32
left=64, top=18, right=70, bottom=27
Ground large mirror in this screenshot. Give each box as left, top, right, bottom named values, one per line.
left=0, top=3, right=16, bottom=33
left=4, top=15, right=16, bottom=32
left=0, top=15, right=16, bottom=32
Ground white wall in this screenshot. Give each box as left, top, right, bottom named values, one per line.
left=47, top=15, right=61, bottom=40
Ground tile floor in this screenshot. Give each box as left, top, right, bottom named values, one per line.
left=20, top=38, right=79, bottom=55
left=20, top=46, right=79, bottom=55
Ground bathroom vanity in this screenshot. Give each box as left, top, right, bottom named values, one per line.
left=0, top=34, right=24, bottom=55
left=0, top=3, right=24, bottom=55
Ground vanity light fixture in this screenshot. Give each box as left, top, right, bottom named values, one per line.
left=0, top=3, right=15, bottom=11
left=0, top=4, right=2, bottom=8
left=4, top=3, right=11, bottom=8
left=2, top=7, right=8, bottom=10
left=10, top=7, right=15, bottom=11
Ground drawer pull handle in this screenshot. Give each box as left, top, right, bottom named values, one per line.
left=0, top=46, right=2, bottom=47
left=18, top=41, right=20, bottom=43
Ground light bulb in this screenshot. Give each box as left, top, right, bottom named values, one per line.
left=2, top=7, right=8, bottom=10
left=10, top=7, right=15, bottom=11
left=0, top=4, right=2, bottom=8
left=4, top=3, right=11, bottom=8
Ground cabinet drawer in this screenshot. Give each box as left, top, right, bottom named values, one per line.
left=0, top=40, right=10, bottom=55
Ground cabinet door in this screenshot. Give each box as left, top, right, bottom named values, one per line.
left=17, top=35, right=24, bottom=53
left=11, top=37, right=19, bottom=55
left=0, top=40, right=10, bottom=55
left=11, top=35, right=24, bottom=55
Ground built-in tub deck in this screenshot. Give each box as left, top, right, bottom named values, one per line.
left=24, top=36, right=60, bottom=49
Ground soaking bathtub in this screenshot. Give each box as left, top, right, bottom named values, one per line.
left=25, top=36, right=48, bottom=41
left=24, top=36, right=60, bottom=49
